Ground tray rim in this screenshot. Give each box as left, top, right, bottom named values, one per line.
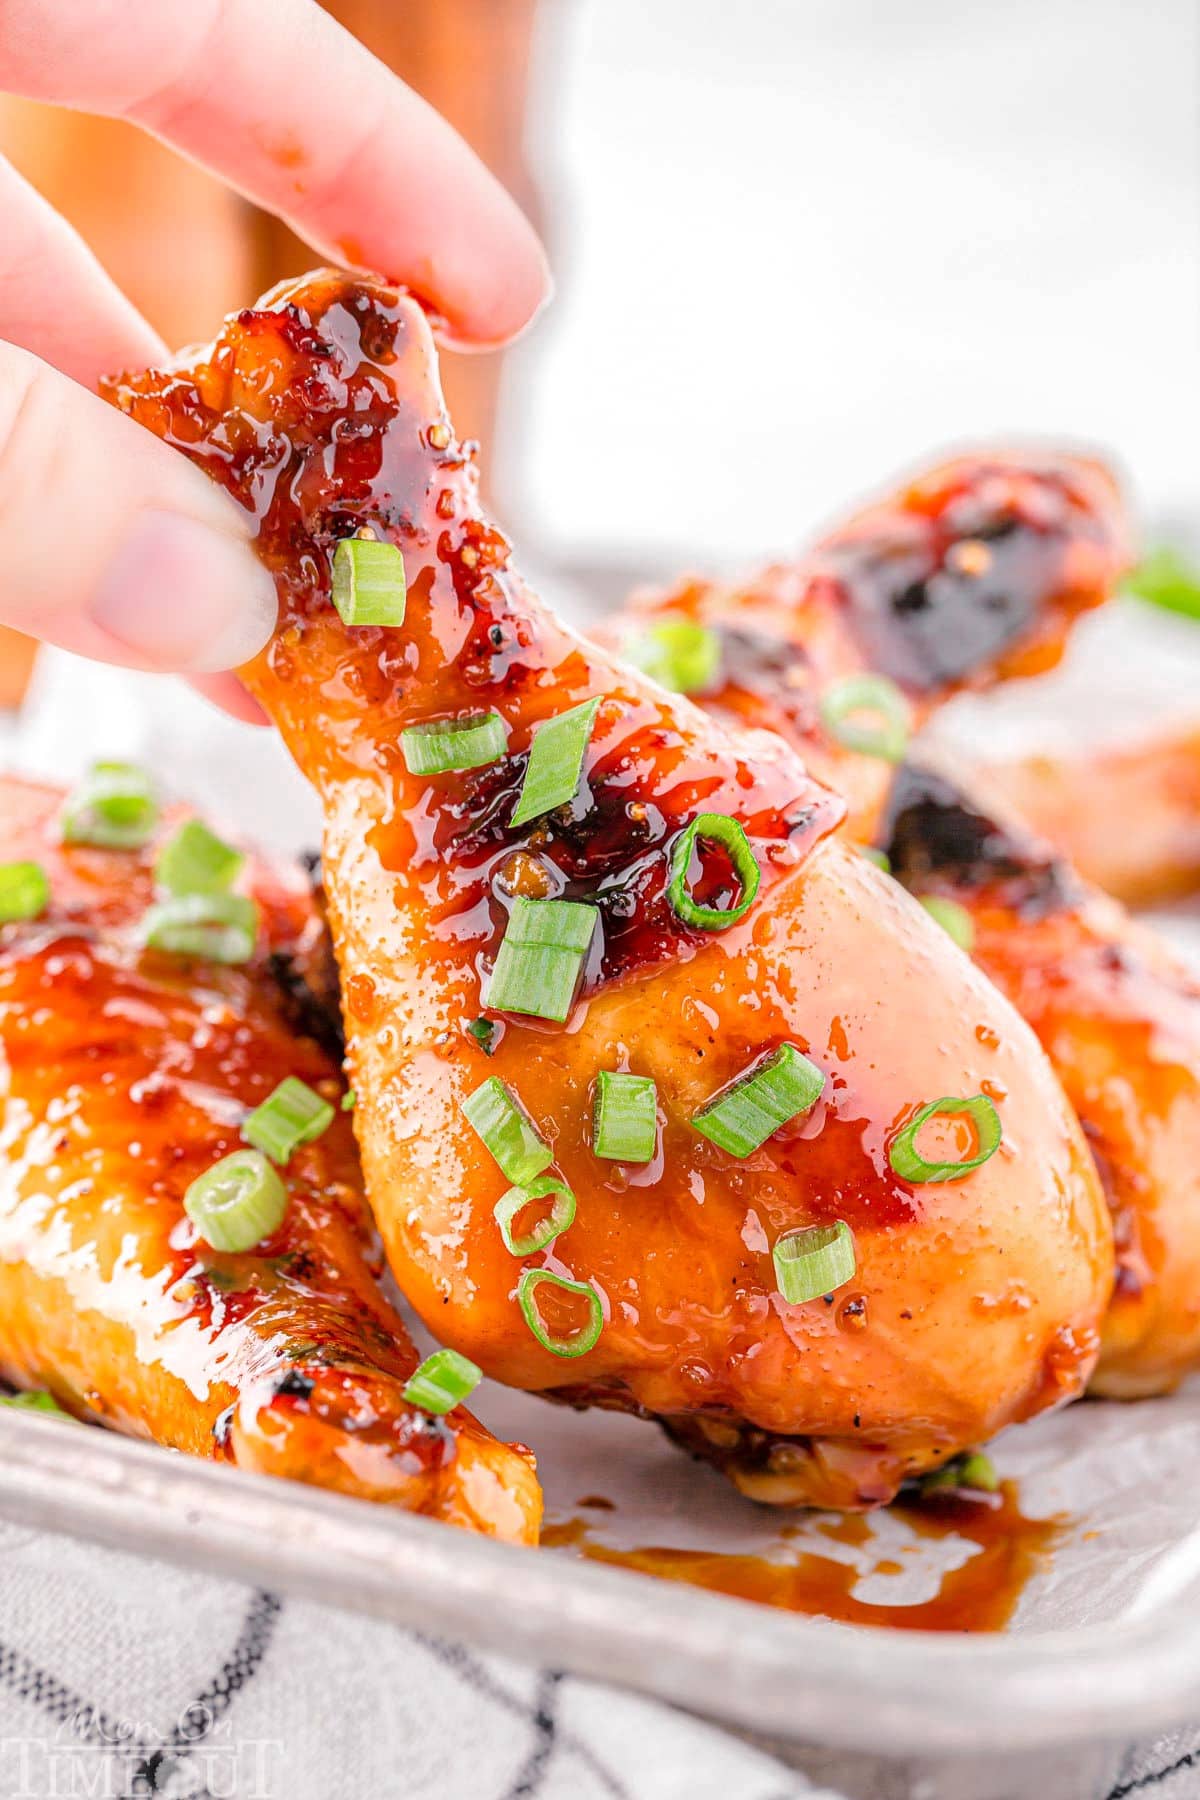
left=1, top=1410, right=1197, bottom=1759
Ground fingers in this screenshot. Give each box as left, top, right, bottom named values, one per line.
left=0, top=342, right=277, bottom=675
left=0, top=157, right=165, bottom=386
left=0, top=0, right=550, bottom=348
left=188, top=673, right=269, bottom=726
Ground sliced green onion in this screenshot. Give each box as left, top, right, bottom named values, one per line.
left=184, top=1148, right=287, bottom=1253
left=330, top=536, right=407, bottom=626
left=341, top=1089, right=357, bottom=1111
left=1126, top=547, right=1200, bottom=621
left=60, top=760, right=158, bottom=849
left=242, top=1076, right=334, bottom=1164
left=485, top=896, right=597, bottom=1022
left=889, top=1094, right=1002, bottom=1184
left=466, top=1018, right=498, bottom=1055
left=495, top=1174, right=576, bottom=1256
left=862, top=847, right=891, bottom=874
left=593, top=1071, right=657, bottom=1163
left=402, top=1347, right=482, bottom=1415
left=773, top=1221, right=856, bottom=1304
left=140, top=892, right=259, bottom=964
left=693, top=1043, right=825, bottom=1158
left=517, top=1267, right=603, bottom=1359
left=667, top=813, right=760, bottom=931
left=0, top=861, right=49, bottom=922
left=920, top=1450, right=1000, bottom=1497
left=510, top=697, right=601, bottom=829
left=463, top=1077, right=552, bottom=1184
left=0, top=1390, right=66, bottom=1415
left=819, top=674, right=911, bottom=763
left=401, top=712, right=507, bottom=776
left=626, top=618, right=721, bottom=694
left=920, top=894, right=974, bottom=952
left=155, top=818, right=244, bottom=896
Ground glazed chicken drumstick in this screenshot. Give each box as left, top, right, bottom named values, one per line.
left=0, top=775, right=540, bottom=1543
left=107, top=273, right=1112, bottom=1509
left=617, top=449, right=1200, bottom=1395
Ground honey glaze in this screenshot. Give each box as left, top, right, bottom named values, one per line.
left=542, top=1482, right=1064, bottom=1632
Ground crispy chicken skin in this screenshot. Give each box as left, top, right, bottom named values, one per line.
left=0, top=775, right=540, bottom=1543
left=619, top=448, right=1200, bottom=1395
left=883, top=763, right=1200, bottom=1397
left=106, top=274, right=1113, bottom=1509
left=620, top=452, right=1130, bottom=847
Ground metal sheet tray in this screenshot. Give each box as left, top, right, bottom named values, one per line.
left=3, top=1402, right=1199, bottom=1770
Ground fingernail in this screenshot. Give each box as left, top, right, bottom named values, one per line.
left=90, top=510, right=278, bottom=672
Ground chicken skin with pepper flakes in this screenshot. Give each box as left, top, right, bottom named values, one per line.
left=106, top=273, right=1113, bottom=1510
left=0, top=774, right=540, bottom=1544
left=617, top=449, right=1200, bottom=1396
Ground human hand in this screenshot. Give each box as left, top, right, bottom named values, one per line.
left=0, top=0, right=549, bottom=719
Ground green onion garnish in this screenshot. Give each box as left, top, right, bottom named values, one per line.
left=920, top=894, right=974, bottom=952
left=667, top=813, right=760, bottom=931
left=140, top=892, right=259, bottom=964
left=155, top=818, right=245, bottom=896
left=494, top=1174, right=576, bottom=1256
left=593, top=1071, right=657, bottom=1163
left=242, top=1076, right=335, bottom=1165
left=341, top=1089, right=357, bottom=1111
left=1126, top=547, right=1200, bottom=621
left=693, top=1043, right=825, bottom=1158
left=920, top=1450, right=1000, bottom=1496
left=626, top=618, right=721, bottom=693
left=60, top=760, right=158, bottom=850
left=517, top=1267, right=604, bottom=1359
left=463, top=1077, right=553, bottom=1184
left=889, top=1094, right=1002, bottom=1184
left=0, top=1390, right=66, bottom=1415
left=510, top=697, right=601, bottom=829
left=466, top=1018, right=497, bottom=1055
left=773, top=1221, right=856, bottom=1304
left=401, top=712, right=507, bottom=776
left=402, top=1347, right=482, bottom=1415
left=0, top=861, right=49, bottom=922
left=863, top=847, right=891, bottom=874
left=330, top=536, right=407, bottom=626
left=184, top=1148, right=288, bottom=1252
left=819, top=674, right=910, bottom=763
left=485, top=896, right=597, bottom=1022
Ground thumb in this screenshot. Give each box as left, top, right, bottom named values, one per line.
left=0, top=342, right=277, bottom=673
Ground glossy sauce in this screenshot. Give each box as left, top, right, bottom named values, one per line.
left=106, top=285, right=842, bottom=1000
left=0, top=776, right=541, bottom=1541
left=544, top=1482, right=1064, bottom=1632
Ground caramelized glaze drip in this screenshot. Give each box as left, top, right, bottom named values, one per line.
left=543, top=1482, right=1064, bottom=1632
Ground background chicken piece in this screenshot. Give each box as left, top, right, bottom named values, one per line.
left=0, top=775, right=540, bottom=1544
left=107, top=272, right=1113, bottom=1510
left=882, top=760, right=1200, bottom=1398
left=620, top=451, right=1131, bottom=847
left=616, top=448, right=1200, bottom=1397
left=983, top=727, right=1200, bottom=907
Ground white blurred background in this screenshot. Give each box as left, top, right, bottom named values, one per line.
left=515, top=0, right=1198, bottom=569
left=1, top=0, right=1197, bottom=838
